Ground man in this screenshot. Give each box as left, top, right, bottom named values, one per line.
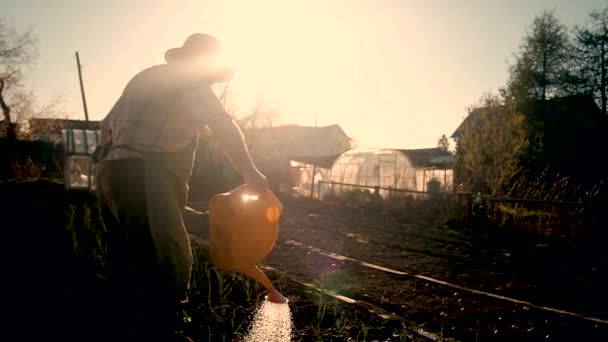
left=95, top=33, right=268, bottom=341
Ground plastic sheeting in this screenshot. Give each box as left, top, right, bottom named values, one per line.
left=326, top=148, right=454, bottom=197
left=328, top=148, right=417, bottom=189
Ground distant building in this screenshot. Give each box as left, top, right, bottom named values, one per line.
left=247, top=124, right=352, bottom=166
left=451, top=94, right=608, bottom=185
left=28, top=118, right=100, bottom=143
left=246, top=124, right=352, bottom=193
left=326, top=147, right=455, bottom=197
left=24, top=118, right=101, bottom=191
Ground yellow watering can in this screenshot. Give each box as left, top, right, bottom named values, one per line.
left=208, top=184, right=287, bottom=303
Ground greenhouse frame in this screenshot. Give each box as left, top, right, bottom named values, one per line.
left=322, top=147, right=455, bottom=198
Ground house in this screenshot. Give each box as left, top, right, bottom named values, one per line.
left=451, top=94, right=608, bottom=185
left=28, top=118, right=100, bottom=143
left=27, top=118, right=101, bottom=190
left=189, top=124, right=352, bottom=197
left=246, top=124, right=351, bottom=166
left=245, top=124, right=352, bottom=192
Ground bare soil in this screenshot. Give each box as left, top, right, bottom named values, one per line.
left=4, top=180, right=607, bottom=341
left=186, top=194, right=608, bottom=341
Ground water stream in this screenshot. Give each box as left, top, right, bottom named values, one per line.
left=244, top=299, right=293, bottom=342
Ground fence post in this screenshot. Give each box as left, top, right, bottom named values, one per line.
left=316, top=181, right=322, bottom=200
left=458, top=192, right=472, bottom=223
left=330, top=181, right=335, bottom=197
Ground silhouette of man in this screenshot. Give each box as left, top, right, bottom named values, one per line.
left=95, top=33, right=268, bottom=341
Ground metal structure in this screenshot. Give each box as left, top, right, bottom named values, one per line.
left=324, top=148, right=454, bottom=198
left=75, top=51, right=90, bottom=121
left=62, top=128, right=99, bottom=191
left=326, top=148, right=417, bottom=198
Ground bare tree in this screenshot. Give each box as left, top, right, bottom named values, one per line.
left=236, top=99, right=279, bottom=133
left=212, top=81, right=239, bottom=116
left=0, top=18, right=37, bottom=140
left=11, top=90, right=65, bottom=141
left=211, top=82, right=278, bottom=130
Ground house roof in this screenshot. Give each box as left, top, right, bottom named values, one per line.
left=451, top=94, right=604, bottom=140
left=451, top=108, right=475, bottom=140
left=287, top=153, right=345, bottom=169
left=450, top=106, right=506, bottom=140
left=247, top=124, right=352, bottom=168
left=398, top=147, right=455, bottom=169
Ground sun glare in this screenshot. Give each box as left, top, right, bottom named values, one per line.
left=216, top=0, right=360, bottom=120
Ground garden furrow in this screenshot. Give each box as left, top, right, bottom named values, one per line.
left=264, top=240, right=608, bottom=341
left=276, top=208, right=608, bottom=320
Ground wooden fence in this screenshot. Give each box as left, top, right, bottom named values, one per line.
left=313, top=180, right=597, bottom=238
left=316, top=180, right=472, bottom=222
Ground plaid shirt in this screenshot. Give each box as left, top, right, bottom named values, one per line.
left=100, top=64, right=230, bottom=160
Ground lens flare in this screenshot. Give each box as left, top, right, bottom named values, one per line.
left=242, top=194, right=260, bottom=201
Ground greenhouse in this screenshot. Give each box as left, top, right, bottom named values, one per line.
left=322, top=148, right=455, bottom=198
left=62, top=127, right=100, bottom=191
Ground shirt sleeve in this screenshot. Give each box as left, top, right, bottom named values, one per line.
left=179, top=81, right=232, bottom=126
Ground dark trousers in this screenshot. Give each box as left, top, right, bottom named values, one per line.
left=96, top=158, right=186, bottom=340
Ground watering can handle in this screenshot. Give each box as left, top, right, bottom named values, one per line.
left=235, top=184, right=283, bottom=213
left=239, top=183, right=269, bottom=196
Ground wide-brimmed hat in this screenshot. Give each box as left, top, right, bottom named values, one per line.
left=165, top=33, right=221, bottom=63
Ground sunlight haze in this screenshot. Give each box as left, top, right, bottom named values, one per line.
left=3, top=0, right=606, bottom=148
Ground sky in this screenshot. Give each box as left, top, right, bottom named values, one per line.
left=2, top=0, right=607, bottom=149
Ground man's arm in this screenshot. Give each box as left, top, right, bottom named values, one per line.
left=205, top=115, right=268, bottom=192
left=181, top=81, right=268, bottom=192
